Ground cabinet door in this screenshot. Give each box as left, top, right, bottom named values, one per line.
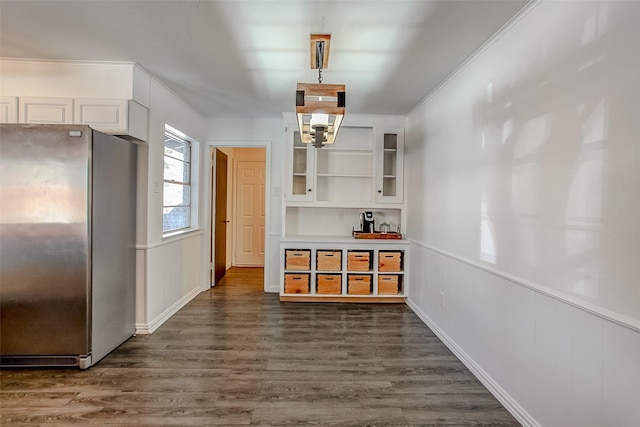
left=375, top=128, right=404, bottom=203
left=285, top=129, right=314, bottom=201
left=75, top=98, right=128, bottom=133
left=74, top=99, right=149, bottom=142
left=19, top=97, right=73, bottom=124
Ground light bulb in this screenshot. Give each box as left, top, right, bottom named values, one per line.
left=310, top=113, right=329, bottom=129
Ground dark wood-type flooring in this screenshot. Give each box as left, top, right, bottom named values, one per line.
left=1, top=267, right=520, bottom=426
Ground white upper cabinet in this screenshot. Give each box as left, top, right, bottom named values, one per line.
left=5, top=96, right=148, bottom=141
left=284, top=122, right=404, bottom=207
left=285, top=129, right=314, bottom=201
left=1, top=60, right=151, bottom=140
left=374, top=127, right=404, bottom=204
left=19, top=97, right=73, bottom=124
left=74, top=99, right=148, bottom=141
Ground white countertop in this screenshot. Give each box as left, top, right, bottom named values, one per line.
left=280, top=235, right=408, bottom=244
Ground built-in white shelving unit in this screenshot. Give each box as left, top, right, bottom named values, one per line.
left=280, top=240, right=408, bottom=302
left=281, top=114, right=407, bottom=302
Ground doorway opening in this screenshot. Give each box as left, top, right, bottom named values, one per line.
left=211, top=147, right=267, bottom=286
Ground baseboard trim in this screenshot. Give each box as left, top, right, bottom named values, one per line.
left=405, top=297, right=540, bottom=427
left=135, top=287, right=201, bottom=335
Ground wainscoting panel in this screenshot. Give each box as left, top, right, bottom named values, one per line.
left=407, top=241, right=640, bottom=427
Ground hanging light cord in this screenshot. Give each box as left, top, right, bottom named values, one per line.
left=316, top=41, right=324, bottom=84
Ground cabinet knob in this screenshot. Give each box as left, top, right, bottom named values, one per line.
left=308, top=189, right=312, bottom=192
left=378, top=190, right=382, bottom=193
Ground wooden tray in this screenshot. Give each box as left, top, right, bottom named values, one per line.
left=352, top=230, right=402, bottom=240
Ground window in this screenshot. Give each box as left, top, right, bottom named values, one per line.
left=163, top=126, right=192, bottom=233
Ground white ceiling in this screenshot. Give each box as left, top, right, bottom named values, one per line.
left=0, top=0, right=529, bottom=118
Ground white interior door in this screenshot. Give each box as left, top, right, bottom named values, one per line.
left=234, top=160, right=265, bottom=266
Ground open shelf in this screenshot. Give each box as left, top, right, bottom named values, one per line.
left=280, top=242, right=408, bottom=303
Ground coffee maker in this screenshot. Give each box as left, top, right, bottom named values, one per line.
left=360, top=211, right=375, bottom=233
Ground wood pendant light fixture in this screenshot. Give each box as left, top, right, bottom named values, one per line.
left=296, top=33, right=346, bottom=148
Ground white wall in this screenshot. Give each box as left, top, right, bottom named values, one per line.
left=136, top=77, right=205, bottom=333
left=406, top=2, right=640, bottom=426
left=204, top=117, right=284, bottom=292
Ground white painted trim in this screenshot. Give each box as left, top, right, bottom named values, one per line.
left=135, top=286, right=201, bottom=335
left=409, top=238, right=640, bottom=333
left=405, top=298, right=539, bottom=427
left=265, top=282, right=280, bottom=293
left=408, top=0, right=542, bottom=117
left=135, top=248, right=148, bottom=330
left=136, top=228, right=203, bottom=250
left=0, top=57, right=138, bottom=67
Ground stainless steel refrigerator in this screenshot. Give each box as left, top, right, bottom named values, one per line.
left=0, top=124, right=137, bottom=369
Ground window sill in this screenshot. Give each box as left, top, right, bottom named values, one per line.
left=162, top=228, right=203, bottom=241
left=136, top=228, right=203, bottom=250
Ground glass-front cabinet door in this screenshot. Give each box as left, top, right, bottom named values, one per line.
left=375, top=128, right=404, bottom=203
left=286, top=129, right=314, bottom=201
